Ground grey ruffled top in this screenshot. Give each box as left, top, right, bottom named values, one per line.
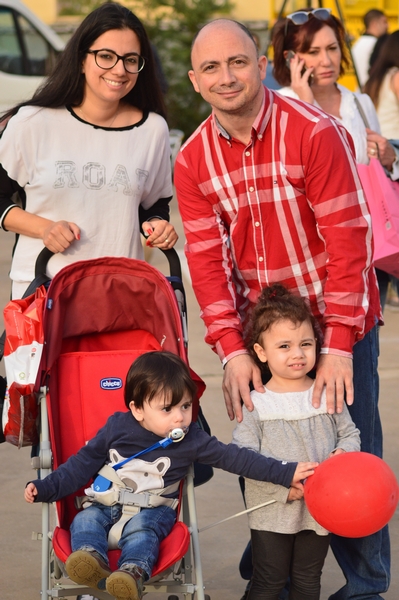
left=232, top=384, right=360, bottom=534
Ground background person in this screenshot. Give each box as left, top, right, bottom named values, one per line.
left=351, top=9, right=388, bottom=89
left=174, top=17, right=386, bottom=600
left=364, top=30, right=399, bottom=308
left=368, top=32, right=389, bottom=71
left=233, top=283, right=360, bottom=600
left=0, top=2, right=177, bottom=300
left=364, top=31, right=399, bottom=141
left=272, top=9, right=399, bottom=311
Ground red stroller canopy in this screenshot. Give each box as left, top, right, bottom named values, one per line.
left=39, top=256, right=189, bottom=377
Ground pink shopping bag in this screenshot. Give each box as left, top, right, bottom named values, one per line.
left=357, top=158, right=399, bottom=278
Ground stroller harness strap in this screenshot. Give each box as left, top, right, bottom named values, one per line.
left=107, top=485, right=180, bottom=550
left=83, top=429, right=187, bottom=549
left=84, top=478, right=180, bottom=508
left=96, top=464, right=128, bottom=488
left=118, top=487, right=179, bottom=510
left=108, top=504, right=140, bottom=550
left=83, top=478, right=180, bottom=550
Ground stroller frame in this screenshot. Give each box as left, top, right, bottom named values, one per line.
left=37, top=389, right=205, bottom=600
left=29, top=252, right=209, bottom=600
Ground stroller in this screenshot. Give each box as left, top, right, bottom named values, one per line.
left=26, top=249, right=210, bottom=600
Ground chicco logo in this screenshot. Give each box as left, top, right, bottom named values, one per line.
left=100, top=378, right=123, bottom=390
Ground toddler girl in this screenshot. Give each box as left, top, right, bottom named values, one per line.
left=233, top=283, right=360, bottom=600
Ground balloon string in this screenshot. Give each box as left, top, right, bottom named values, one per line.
left=198, top=499, right=276, bottom=533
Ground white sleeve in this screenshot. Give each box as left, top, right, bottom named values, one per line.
left=276, top=87, right=300, bottom=100
left=0, top=109, right=33, bottom=187
left=139, top=114, right=173, bottom=210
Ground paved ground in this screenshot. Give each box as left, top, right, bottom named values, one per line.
left=1, top=195, right=398, bottom=599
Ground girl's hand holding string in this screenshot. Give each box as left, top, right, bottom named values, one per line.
left=287, top=487, right=304, bottom=501
left=290, top=461, right=319, bottom=493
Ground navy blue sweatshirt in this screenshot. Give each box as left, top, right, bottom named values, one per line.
left=32, top=411, right=297, bottom=503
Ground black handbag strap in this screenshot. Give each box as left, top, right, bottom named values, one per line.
left=353, top=95, right=383, bottom=162
left=353, top=94, right=371, bottom=129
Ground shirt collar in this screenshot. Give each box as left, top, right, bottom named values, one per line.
left=212, top=86, right=273, bottom=142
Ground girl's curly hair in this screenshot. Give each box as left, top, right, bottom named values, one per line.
left=245, top=283, right=323, bottom=370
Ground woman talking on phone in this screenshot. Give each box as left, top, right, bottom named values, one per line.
left=271, top=8, right=399, bottom=309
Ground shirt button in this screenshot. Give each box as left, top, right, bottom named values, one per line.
left=259, top=256, right=264, bottom=262
left=255, top=221, right=260, bottom=227
left=249, top=186, right=254, bottom=192
left=245, top=151, right=251, bottom=156
left=258, top=134, right=263, bottom=140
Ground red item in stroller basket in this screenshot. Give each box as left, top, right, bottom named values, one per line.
left=3, top=286, right=46, bottom=447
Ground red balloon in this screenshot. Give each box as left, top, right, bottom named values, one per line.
left=304, top=452, right=399, bottom=537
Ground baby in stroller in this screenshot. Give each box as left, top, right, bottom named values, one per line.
left=25, top=351, right=318, bottom=600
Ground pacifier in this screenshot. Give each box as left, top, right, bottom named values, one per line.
left=168, top=426, right=188, bottom=442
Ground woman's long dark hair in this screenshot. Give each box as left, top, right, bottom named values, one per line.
left=1, top=2, right=166, bottom=122
left=364, top=30, right=399, bottom=108
left=272, top=11, right=349, bottom=87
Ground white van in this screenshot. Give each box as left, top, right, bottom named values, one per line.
left=0, top=0, right=64, bottom=115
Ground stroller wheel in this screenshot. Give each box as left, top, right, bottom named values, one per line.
left=168, top=596, right=179, bottom=600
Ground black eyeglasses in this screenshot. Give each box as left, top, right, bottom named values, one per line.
left=87, top=49, right=145, bottom=74
left=284, top=8, right=332, bottom=35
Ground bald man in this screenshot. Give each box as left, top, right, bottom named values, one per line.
left=174, top=19, right=388, bottom=600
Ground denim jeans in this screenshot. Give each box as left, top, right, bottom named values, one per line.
left=329, top=326, right=391, bottom=600
left=375, top=269, right=389, bottom=313
left=70, top=503, right=176, bottom=578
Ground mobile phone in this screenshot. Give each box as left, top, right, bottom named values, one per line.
left=285, top=50, right=296, bottom=69
left=285, top=50, right=313, bottom=85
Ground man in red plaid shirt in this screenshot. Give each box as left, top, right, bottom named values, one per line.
left=174, top=18, right=388, bottom=600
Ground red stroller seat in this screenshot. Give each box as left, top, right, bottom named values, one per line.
left=50, top=341, right=190, bottom=575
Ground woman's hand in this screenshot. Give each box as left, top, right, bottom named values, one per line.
left=142, top=219, right=178, bottom=249
left=289, top=53, right=315, bottom=104
left=366, top=129, right=397, bottom=171
left=3, top=208, right=80, bottom=253
left=42, top=220, right=81, bottom=253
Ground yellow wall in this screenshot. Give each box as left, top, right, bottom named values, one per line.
left=233, top=0, right=272, bottom=22
left=23, top=0, right=58, bottom=24
left=25, top=0, right=399, bottom=36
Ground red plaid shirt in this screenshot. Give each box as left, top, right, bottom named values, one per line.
left=175, top=87, right=382, bottom=364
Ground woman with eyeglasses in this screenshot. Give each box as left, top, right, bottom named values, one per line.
left=0, top=2, right=177, bottom=299
left=272, top=9, right=399, bottom=311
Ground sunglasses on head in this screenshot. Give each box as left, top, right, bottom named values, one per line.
left=284, top=8, right=332, bottom=35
